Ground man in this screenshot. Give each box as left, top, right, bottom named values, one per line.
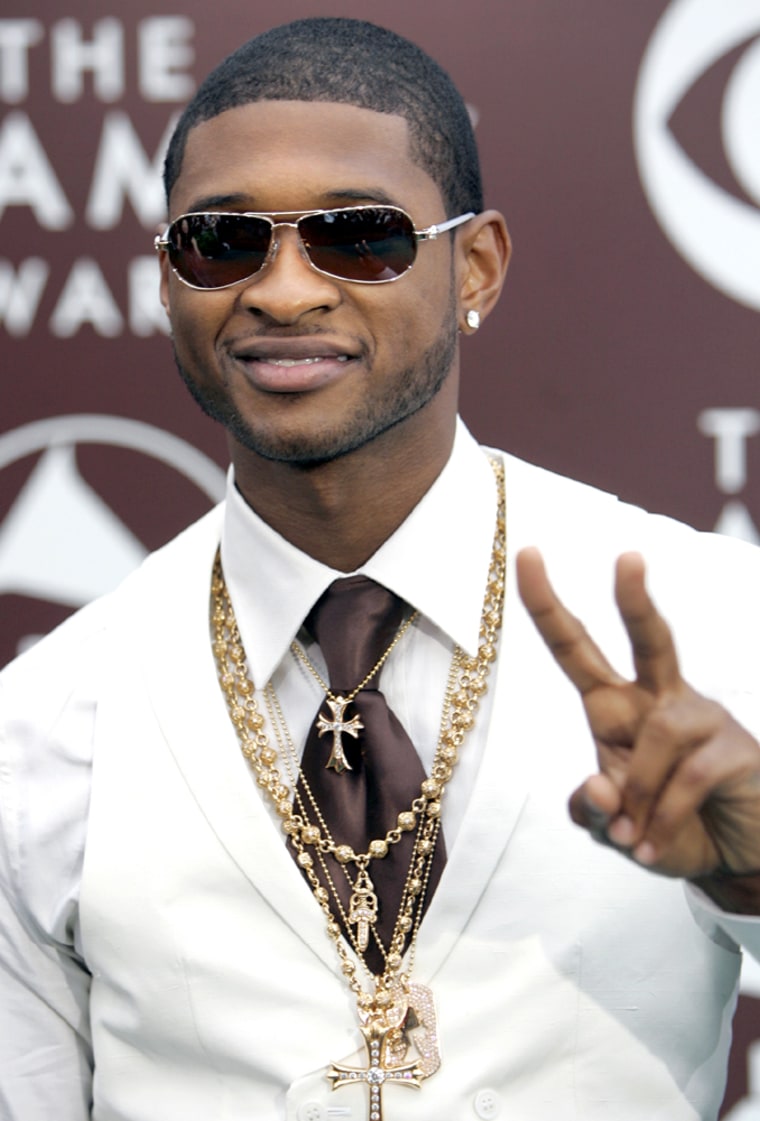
left=1, top=17, right=760, bottom=1121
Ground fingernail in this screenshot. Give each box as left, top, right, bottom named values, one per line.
left=634, top=841, right=657, bottom=866
left=584, top=800, right=610, bottom=830
left=608, top=816, right=636, bottom=846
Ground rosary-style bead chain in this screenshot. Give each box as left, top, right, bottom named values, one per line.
left=263, top=663, right=456, bottom=974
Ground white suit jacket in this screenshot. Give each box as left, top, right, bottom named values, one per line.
left=3, top=449, right=760, bottom=1121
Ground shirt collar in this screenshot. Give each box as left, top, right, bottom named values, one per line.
left=221, top=418, right=498, bottom=688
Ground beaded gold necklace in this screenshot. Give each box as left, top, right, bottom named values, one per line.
left=210, top=457, right=506, bottom=1121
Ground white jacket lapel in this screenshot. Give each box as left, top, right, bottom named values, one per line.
left=134, top=514, right=342, bottom=976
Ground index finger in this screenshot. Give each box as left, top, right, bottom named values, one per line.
left=516, top=546, right=624, bottom=694
left=614, top=553, right=682, bottom=693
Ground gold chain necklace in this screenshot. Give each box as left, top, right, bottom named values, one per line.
left=290, top=607, right=419, bottom=774
left=262, top=650, right=460, bottom=963
left=210, top=457, right=506, bottom=1121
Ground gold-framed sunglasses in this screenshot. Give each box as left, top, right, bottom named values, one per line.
left=155, top=205, right=475, bottom=289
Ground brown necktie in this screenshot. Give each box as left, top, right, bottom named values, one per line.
left=295, top=576, right=445, bottom=975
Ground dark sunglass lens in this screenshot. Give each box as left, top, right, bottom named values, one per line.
left=168, top=214, right=272, bottom=288
left=301, top=208, right=417, bottom=281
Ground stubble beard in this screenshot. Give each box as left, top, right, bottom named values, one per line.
left=172, top=295, right=459, bottom=467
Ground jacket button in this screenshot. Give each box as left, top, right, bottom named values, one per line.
left=474, top=1088, right=503, bottom=1119
left=297, top=1103, right=327, bottom=1121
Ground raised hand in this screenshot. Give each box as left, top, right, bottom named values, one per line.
left=516, top=546, right=760, bottom=910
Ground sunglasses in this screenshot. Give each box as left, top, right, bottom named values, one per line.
left=155, top=205, right=475, bottom=289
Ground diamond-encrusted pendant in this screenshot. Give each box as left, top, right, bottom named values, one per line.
left=328, top=981, right=440, bottom=1121
left=316, top=695, right=363, bottom=772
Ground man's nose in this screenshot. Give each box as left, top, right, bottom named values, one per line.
left=236, top=224, right=342, bottom=323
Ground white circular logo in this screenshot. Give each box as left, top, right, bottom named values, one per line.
left=634, top=0, right=760, bottom=309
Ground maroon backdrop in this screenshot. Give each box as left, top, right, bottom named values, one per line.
left=1, top=3, right=758, bottom=1113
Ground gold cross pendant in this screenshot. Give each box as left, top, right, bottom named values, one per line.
left=316, top=695, right=363, bottom=772
left=328, top=982, right=440, bottom=1121
left=327, top=1021, right=423, bottom=1121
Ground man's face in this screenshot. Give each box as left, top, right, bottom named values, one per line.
left=159, top=100, right=462, bottom=466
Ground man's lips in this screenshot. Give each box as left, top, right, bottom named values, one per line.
left=230, top=337, right=360, bottom=363
left=229, top=338, right=360, bottom=391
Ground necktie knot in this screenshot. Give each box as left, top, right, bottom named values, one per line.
left=306, top=576, right=404, bottom=694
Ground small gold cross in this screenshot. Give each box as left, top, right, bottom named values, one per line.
left=316, top=695, right=363, bottom=772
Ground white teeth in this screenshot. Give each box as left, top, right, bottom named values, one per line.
left=269, top=357, right=324, bottom=367
left=263, top=355, right=349, bottom=367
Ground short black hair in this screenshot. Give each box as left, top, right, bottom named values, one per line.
left=163, top=17, right=483, bottom=218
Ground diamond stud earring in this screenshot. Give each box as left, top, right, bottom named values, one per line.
left=465, top=309, right=481, bottom=331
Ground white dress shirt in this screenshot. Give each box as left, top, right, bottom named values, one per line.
left=221, top=419, right=498, bottom=845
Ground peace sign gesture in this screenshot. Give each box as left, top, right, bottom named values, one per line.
left=516, top=546, right=760, bottom=912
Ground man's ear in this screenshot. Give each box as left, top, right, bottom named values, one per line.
left=456, top=209, right=511, bottom=333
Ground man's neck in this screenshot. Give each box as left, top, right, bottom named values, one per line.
left=230, top=412, right=456, bottom=572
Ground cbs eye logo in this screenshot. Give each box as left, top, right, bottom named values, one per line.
left=634, top=0, right=760, bottom=310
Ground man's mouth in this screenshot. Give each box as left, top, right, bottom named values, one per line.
left=230, top=343, right=358, bottom=393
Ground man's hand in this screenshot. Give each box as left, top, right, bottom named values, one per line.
left=516, top=546, right=760, bottom=911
